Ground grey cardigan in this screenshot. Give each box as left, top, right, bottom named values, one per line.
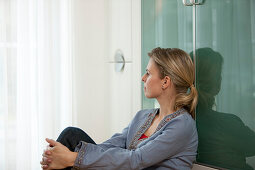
left=73, top=108, right=198, bottom=170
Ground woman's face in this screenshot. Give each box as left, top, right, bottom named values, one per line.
left=142, top=58, right=164, bottom=98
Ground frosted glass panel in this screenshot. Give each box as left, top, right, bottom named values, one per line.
left=141, top=0, right=192, bottom=109
left=142, top=0, right=255, bottom=169
left=195, top=1, right=255, bottom=169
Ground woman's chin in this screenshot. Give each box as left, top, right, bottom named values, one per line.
left=144, top=94, right=153, bottom=99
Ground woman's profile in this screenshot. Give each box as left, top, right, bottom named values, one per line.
left=40, top=47, right=198, bottom=170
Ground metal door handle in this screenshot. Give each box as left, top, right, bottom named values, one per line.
left=190, top=0, right=205, bottom=5
left=183, top=0, right=205, bottom=6
left=182, top=0, right=193, bottom=6
left=114, top=49, right=125, bottom=72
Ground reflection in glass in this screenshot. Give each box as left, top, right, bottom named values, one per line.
left=191, top=48, right=255, bottom=170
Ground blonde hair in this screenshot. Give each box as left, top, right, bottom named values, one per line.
left=148, top=47, right=198, bottom=118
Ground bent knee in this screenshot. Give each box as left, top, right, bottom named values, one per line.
left=62, top=126, right=84, bottom=135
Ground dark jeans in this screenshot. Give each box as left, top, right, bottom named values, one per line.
left=56, top=127, right=96, bottom=170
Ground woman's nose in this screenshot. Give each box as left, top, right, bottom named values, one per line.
left=142, top=74, right=146, bottom=82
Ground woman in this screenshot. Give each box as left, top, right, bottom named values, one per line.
left=40, top=47, right=198, bottom=170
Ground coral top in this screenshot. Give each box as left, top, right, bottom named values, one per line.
left=139, top=134, right=148, bottom=140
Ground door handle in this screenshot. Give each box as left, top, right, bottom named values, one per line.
left=190, top=0, right=205, bottom=5
left=182, top=0, right=193, bottom=6
left=114, top=49, right=125, bottom=72
left=183, top=0, right=205, bottom=6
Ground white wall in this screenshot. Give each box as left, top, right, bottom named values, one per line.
left=72, top=0, right=141, bottom=143
left=72, top=0, right=110, bottom=143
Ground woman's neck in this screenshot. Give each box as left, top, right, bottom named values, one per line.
left=157, top=96, right=176, bottom=119
left=156, top=84, right=178, bottom=119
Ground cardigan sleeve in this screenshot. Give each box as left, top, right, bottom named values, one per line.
left=96, top=124, right=130, bottom=150
left=72, top=115, right=197, bottom=170
left=94, top=109, right=148, bottom=150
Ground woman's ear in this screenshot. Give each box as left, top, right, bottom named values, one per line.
left=162, top=76, right=171, bottom=89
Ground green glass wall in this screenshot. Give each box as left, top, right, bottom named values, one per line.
left=142, top=0, right=192, bottom=109
left=142, top=0, right=255, bottom=169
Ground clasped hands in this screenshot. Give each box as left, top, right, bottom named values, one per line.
left=40, top=138, right=78, bottom=170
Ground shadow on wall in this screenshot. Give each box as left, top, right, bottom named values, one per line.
left=190, top=48, right=255, bottom=170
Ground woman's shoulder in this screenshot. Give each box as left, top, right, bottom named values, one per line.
left=134, top=108, right=158, bottom=119
left=163, top=110, right=196, bottom=135
left=131, top=108, right=158, bottom=123
left=165, top=109, right=194, bottom=123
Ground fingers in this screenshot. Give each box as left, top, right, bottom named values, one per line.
left=40, top=160, right=49, bottom=166
left=44, top=157, right=52, bottom=163
left=45, top=149, right=52, bottom=155
left=45, top=138, right=58, bottom=147
left=41, top=164, right=49, bottom=169
left=40, top=155, right=52, bottom=170
left=42, top=145, right=53, bottom=163
left=40, top=159, right=46, bottom=165
left=40, top=160, right=49, bottom=170
left=40, top=156, right=52, bottom=165
left=42, top=152, right=53, bottom=159
left=46, top=145, right=53, bottom=152
left=41, top=141, right=54, bottom=170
